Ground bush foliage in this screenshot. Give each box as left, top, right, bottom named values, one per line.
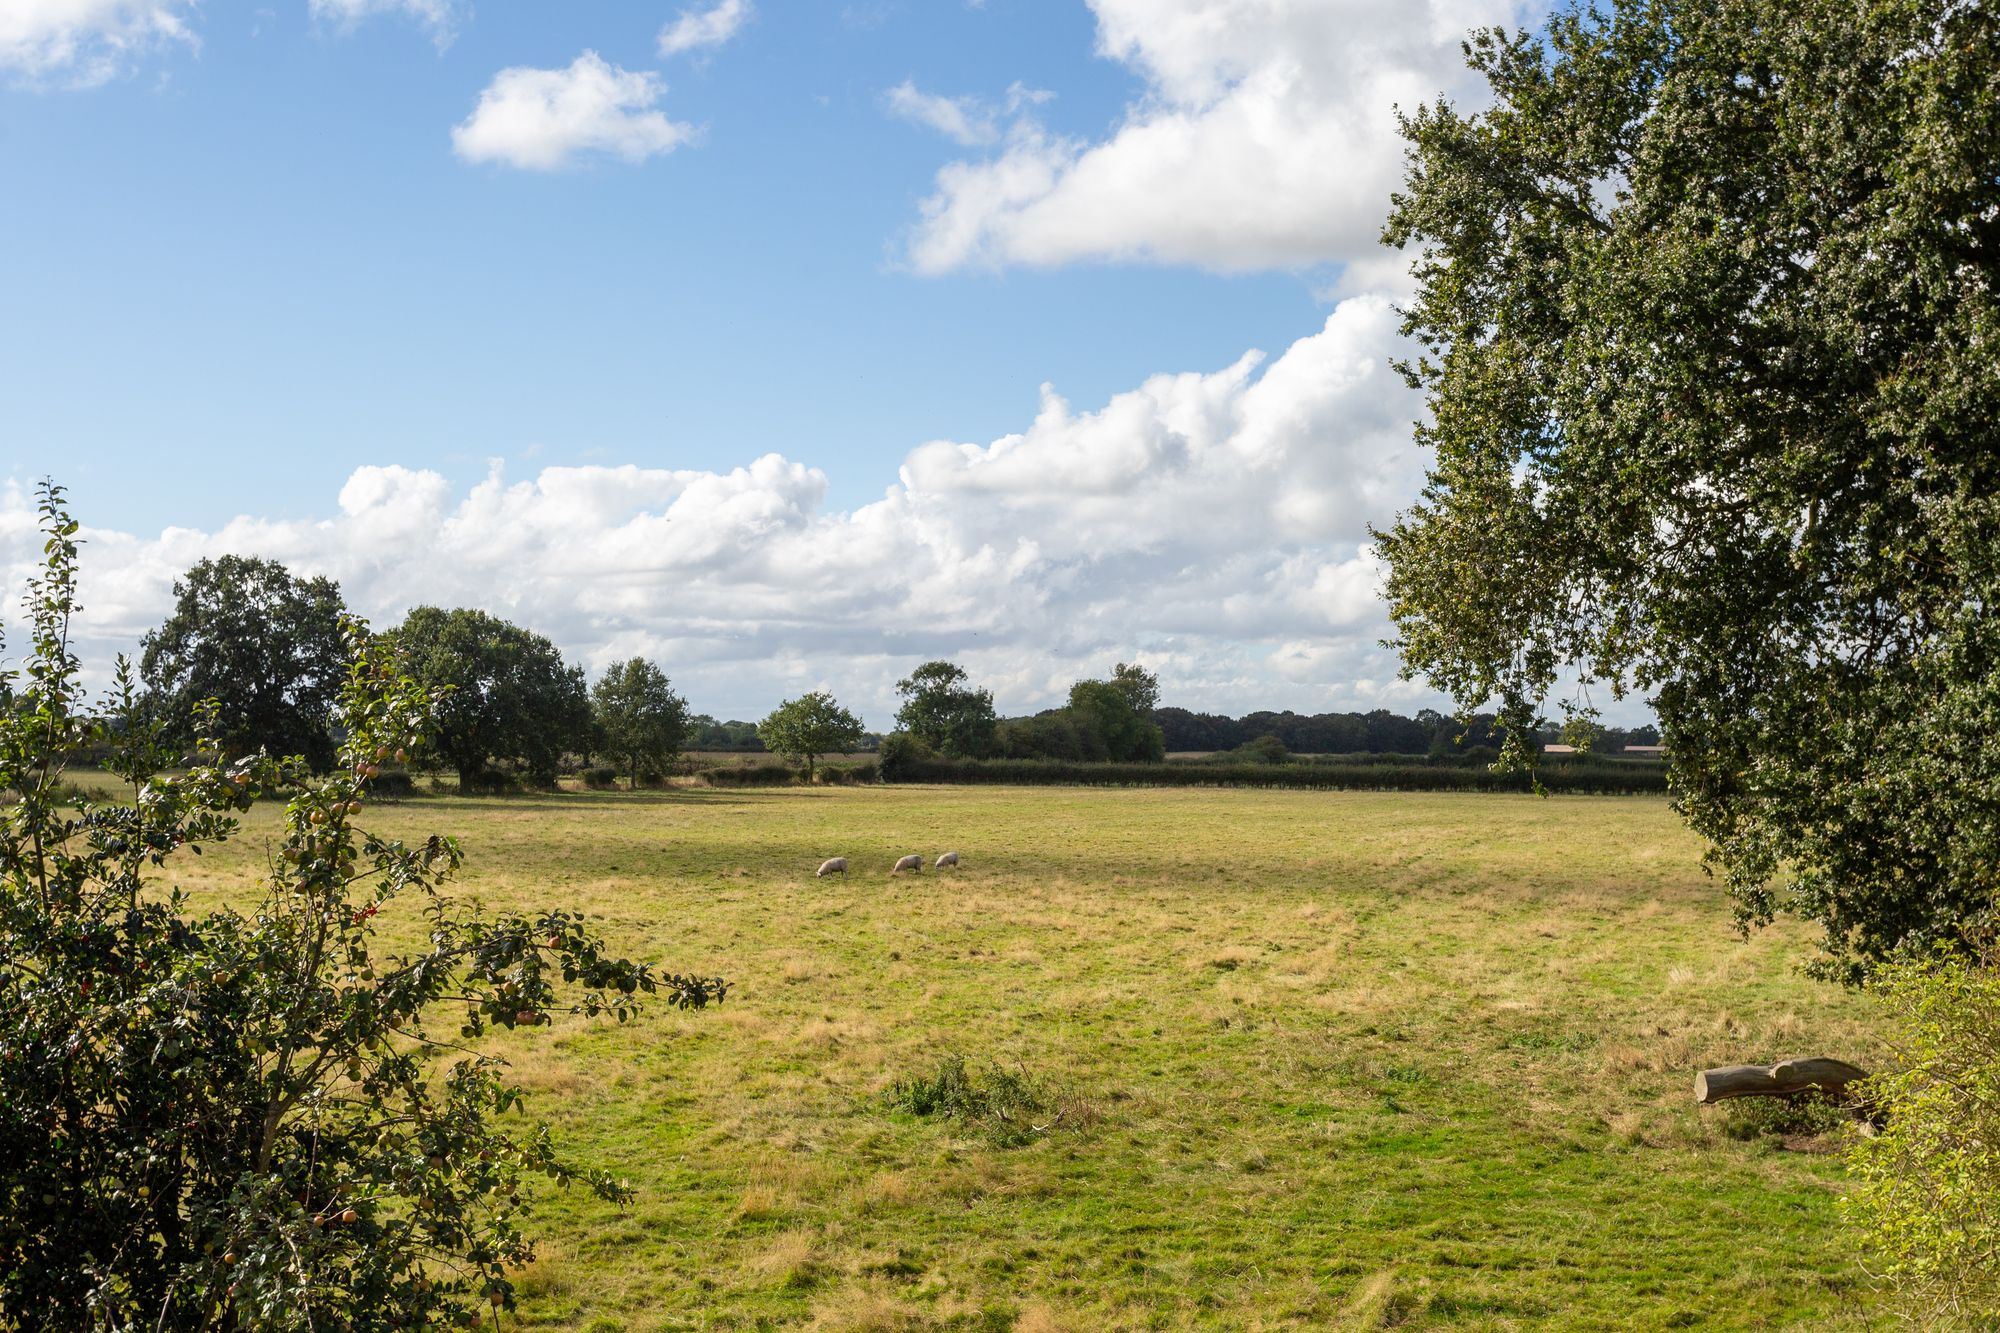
left=0, top=484, right=726, bottom=1331
left=1845, top=951, right=2000, bottom=1323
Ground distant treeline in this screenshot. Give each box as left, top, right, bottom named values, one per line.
left=118, top=553, right=1662, bottom=790
left=688, top=717, right=767, bottom=751
left=881, top=755, right=1670, bottom=794
left=1150, top=707, right=1661, bottom=757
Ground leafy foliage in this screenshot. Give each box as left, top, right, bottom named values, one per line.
left=756, top=691, right=865, bottom=779
left=391, top=606, right=593, bottom=790
left=1377, top=0, right=2000, bottom=978
left=590, top=658, right=690, bottom=787
left=1106, top=662, right=1160, bottom=715
left=892, top=661, right=998, bottom=759
left=0, top=484, right=725, bottom=1330
left=1065, top=679, right=1165, bottom=763
left=1845, top=951, right=2000, bottom=1322
left=139, top=555, right=349, bottom=773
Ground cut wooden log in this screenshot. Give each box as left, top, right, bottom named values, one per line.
left=1695, top=1057, right=1870, bottom=1105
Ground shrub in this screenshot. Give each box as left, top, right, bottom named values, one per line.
left=700, top=762, right=798, bottom=787
left=876, top=731, right=933, bottom=782
left=0, top=483, right=728, bottom=1330
left=816, top=760, right=878, bottom=786
left=582, top=765, right=621, bottom=789
left=1844, top=951, right=2000, bottom=1322
left=1236, top=735, right=1290, bottom=765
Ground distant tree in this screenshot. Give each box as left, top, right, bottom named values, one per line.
left=1068, top=679, right=1166, bottom=763
left=688, top=716, right=765, bottom=752
left=998, top=710, right=1095, bottom=762
left=1237, top=735, right=1290, bottom=765
left=1361, top=709, right=1429, bottom=755
left=1109, top=662, right=1161, bottom=714
left=591, top=659, right=689, bottom=787
left=757, top=691, right=865, bottom=779
left=894, top=660, right=999, bottom=758
left=391, top=607, right=591, bottom=790
left=1151, top=707, right=1219, bottom=753
left=139, top=554, right=348, bottom=771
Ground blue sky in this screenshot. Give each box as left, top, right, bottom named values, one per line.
left=3, top=2, right=1319, bottom=527
left=0, top=0, right=1578, bottom=726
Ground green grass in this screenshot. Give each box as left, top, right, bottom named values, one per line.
left=147, top=782, right=1892, bottom=1330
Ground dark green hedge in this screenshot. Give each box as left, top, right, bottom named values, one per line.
left=698, top=760, right=880, bottom=787
left=884, top=756, right=1668, bottom=794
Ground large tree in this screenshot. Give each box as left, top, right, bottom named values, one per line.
left=592, top=658, right=690, bottom=786
left=139, top=555, right=349, bottom=771
left=1378, top=0, right=2000, bottom=978
left=757, top=691, right=865, bottom=779
left=893, top=660, right=999, bottom=758
left=391, top=607, right=591, bottom=790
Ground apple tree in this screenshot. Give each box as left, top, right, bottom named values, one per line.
left=0, top=483, right=726, bottom=1331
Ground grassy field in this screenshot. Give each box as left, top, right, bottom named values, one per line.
left=146, top=782, right=1891, bottom=1331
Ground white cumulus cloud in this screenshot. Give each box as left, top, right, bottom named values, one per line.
left=902, top=0, right=1539, bottom=274
left=658, top=0, right=751, bottom=57
left=3, top=296, right=1445, bottom=725
left=452, top=52, right=695, bottom=171
left=0, top=0, right=196, bottom=85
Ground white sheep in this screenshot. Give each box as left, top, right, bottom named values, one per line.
left=934, top=851, right=960, bottom=869
left=816, top=857, right=849, bottom=878
left=892, top=854, right=924, bottom=874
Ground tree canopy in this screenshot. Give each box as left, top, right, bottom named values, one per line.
left=592, top=658, right=690, bottom=785
left=139, top=555, right=349, bottom=771
left=391, top=607, right=592, bottom=790
left=757, top=692, right=865, bottom=778
left=1378, top=0, right=2000, bottom=978
left=1066, top=678, right=1167, bottom=764
left=893, top=660, right=999, bottom=758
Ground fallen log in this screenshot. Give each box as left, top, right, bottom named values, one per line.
left=1695, top=1057, right=1870, bottom=1105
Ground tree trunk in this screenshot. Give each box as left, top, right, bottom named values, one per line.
left=1695, top=1058, right=1869, bottom=1105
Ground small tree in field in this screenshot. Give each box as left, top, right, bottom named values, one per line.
left=757, top=691, right=865, bottom=780
left=591, top=658, right=690, bottom=787
left=0, top=484, right=725, bottom=1331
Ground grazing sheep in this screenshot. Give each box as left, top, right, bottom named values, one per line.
left=934, top=851, right=960, bottom=869
left=816, top=857, right=849, bottom=878
left=892, top=854, right=924, bottom=874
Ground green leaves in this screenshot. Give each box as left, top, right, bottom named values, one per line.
left=590, top=657, right=690, bottom=786
left=892, top=660, right=999, bottom=759
left=758, top=691, right=866, bottom=779
left=0, top=487, right=723, bottom=1330
left=1380, top=0, right=2000, bottom=977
